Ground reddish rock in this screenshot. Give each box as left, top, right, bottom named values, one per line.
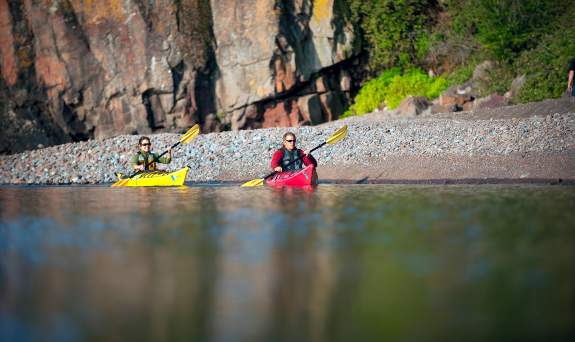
left=439, top=92, right=473, bottom=107
left=0, top=0, right=361, bottom=154
left=430, top=104, right=457, bottom=114
left=472, top=94, right=509, bottom=110
left=273, top=53, right=297, bottom=94
left=212, top=0, right=359, bottom=113
left=262, top=100, right=302, bottom=128
left=0, top=0, right=18, bottom=86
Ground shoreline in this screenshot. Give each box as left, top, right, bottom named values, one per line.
left=1, top=98, right=574, bottom=186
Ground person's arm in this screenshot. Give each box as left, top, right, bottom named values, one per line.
left=568, top=69, right=574, bottom=94
left=156, top=149, right=172, bottom=164
left=271, top=150, right=283, bottom=171
left=300, top=149, right=318, bottom=167
left=131, top=154, right=144, bottom=171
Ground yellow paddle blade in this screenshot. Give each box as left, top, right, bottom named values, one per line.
left=326, top=125, right=348, bottom=145
left=112, top=178, right=128, bottom=187
left=240, top=178, right=265, bottom=187
left=180, top=124, right=200, bottom=144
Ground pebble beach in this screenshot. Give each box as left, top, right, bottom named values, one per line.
left=1, top=98, right=574, bottom=185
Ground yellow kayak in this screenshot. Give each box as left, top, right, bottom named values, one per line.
left=113, top=167, right=189, bottom=187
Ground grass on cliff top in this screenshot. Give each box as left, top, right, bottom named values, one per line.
left=342, top=68, right=450, bottom=117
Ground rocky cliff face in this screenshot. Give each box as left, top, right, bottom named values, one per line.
left=0, top=0, right=361, bottom=154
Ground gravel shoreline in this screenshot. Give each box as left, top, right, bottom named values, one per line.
left=1, top=99, right=574, bottom=185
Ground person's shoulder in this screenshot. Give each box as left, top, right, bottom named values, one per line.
left=130, top=152, right=140, bottom=162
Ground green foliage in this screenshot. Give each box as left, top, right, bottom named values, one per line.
left=343, top=68, right=449, bottom=117
left=446, top=64, right=476, bottom=85
left=342, top=0, right=574, bottom=112
left=343, top=68, right=401, bottom=117
left=515, top=8, right=575, bottom=102
left=444, top=0, right=569, bottom=61
left=481, top=66, right=514, bottom=97
left=345, top=0, right=440, bottom=74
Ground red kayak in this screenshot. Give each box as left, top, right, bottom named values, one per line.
left=265, top=164, right=318, bottom=188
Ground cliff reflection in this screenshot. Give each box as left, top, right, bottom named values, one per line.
left=1, top=185, right=575, bottom=341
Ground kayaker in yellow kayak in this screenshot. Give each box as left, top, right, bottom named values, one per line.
left=271, top=132, right=317, bottom=172
left=131, top=136, right=172, bottom=172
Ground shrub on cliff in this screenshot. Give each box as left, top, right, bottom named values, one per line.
left=346, top=0, right=440, bottom=73
left=514, top=5, right=575, bottom=102
left=442, top=0, right=575, bottom=102
left=346, top=0, right=574, bottom=108
left=343, top=68, right=449, bottom=117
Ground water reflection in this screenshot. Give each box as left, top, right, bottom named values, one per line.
left=1, top=185, right=575, bottom=341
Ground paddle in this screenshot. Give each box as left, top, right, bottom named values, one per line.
left=241, top=125, right=348, bottom=187
left=112, top=124, right=200, bottom=187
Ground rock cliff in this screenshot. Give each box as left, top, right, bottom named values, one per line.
left=0, top=0, right=361, bottom=154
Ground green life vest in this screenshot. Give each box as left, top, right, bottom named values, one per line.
left=136, top=152, right=158, bottom=171
left=281, top=148, right=303, bottom=171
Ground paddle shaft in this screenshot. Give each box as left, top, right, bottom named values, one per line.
left=262, top=142, right=326, bottom=180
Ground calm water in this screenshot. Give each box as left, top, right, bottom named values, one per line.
left=1, top=184, right=574, bottom=341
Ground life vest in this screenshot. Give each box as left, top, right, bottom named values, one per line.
left=135, top=152, right=157, bottom=171
left=281, top=148, right=303, bottom=171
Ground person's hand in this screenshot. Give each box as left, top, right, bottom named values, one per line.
left=568, top=84, right=573, bottom=94
left=135, top=164, right=145, bottom=171
left=274, top=166, right=282, bottom=172
left=302, top=150, right=311, bottom=157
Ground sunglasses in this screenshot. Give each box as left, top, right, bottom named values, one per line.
left=141, top=143, right=151, bottom=146
left=285, top=139, right=295, bottom=143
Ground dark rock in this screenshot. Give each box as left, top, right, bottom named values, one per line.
left=319, top=91, right=346, bottom=122
left=297, top=95, right=323, bottom=125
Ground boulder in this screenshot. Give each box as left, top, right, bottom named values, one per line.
left=393, top=96, right=431, bottom=117
left=472, top=94, right=509, bottom=110
left=472, top=60, right=496, bottom=83
left=429, top=103, right=461, bottom=114
left=505, top=74, right=526, bottom=99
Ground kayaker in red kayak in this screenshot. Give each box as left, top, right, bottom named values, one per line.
left=271, top=132, right=317, bottom=172
left=131, top=136, right=173, bottom=172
